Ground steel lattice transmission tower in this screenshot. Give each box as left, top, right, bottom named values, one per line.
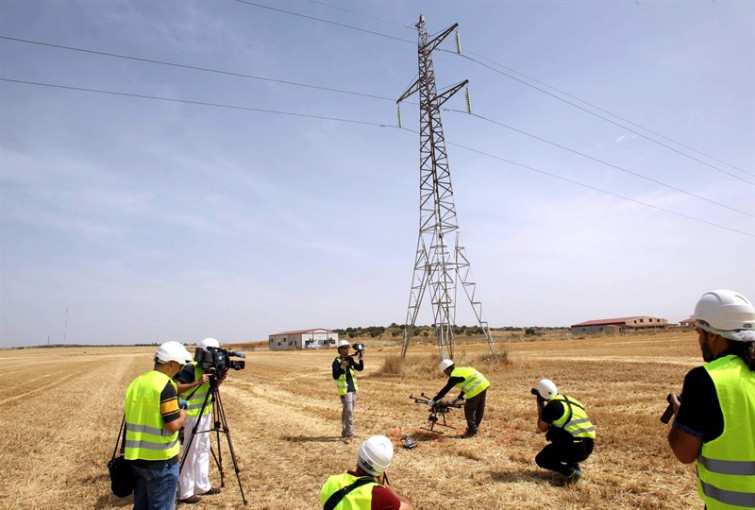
left=397, top=15, right=496, bottom=361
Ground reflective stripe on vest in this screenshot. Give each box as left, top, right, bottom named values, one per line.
left=551, top=394, right=596, bottom=440
left=696, top=355, right=755, bottom=510
left=319, top=472, right=376, bottom=509
left=124, top=370, right=181, bottom=461
left=450, top=366, right=490, bottom=399
left=182, top=362, right=212, bottom=418
left=335, top=358, right=358, bottom=396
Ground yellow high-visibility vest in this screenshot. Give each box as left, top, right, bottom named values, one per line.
left=182, top=362, right=213, bottom=418
left=550, top=394, right=596, bottom=440
left=450, top=366, right=490, bottom=399
left=696, top=355, right=755, bottom=510
left=319, top=472, right=376, bottom=509
left=124, top=370, right=181, bottom=461
left=335, top=358, right=359, bottom=396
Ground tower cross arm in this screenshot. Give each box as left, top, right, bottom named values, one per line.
left=397, top=78, right=421, bottom=104
left=435, top=80, right=468, bottom=108
left=420, top=23, right=459, bottom=54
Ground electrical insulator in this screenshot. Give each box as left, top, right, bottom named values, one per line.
left=455, top=31, right=462, bottom=54
left=397, top=105, right=403, bottom=128
left=465, top=88, right=472, bottom=114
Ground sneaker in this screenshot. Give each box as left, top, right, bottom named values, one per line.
left=179, top=495, right=201, bottom=504
left=200, top=487, right=221, bottom=495
left=565, top=468, right=582, bottom=485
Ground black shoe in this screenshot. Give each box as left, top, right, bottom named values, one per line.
left=179, top=496, right=201, bottom=504
left=565, top=468, right=582, bottom=485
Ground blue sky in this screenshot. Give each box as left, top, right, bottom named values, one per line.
left=1, top=0, right=753, bottom=347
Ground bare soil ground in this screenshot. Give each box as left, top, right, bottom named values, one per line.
left=0, top=330, right=704, bottom=509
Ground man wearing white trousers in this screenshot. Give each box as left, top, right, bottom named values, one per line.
left=176, top=337, right=224, bottom=504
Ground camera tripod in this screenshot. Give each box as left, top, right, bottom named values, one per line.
left=179, top=374, right=248, bottom=505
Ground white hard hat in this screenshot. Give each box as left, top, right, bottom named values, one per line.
left=537, top=379, right=558, bottom=400
left=200, top=337, right=220, bottom=349
left=439, top=359, right=454, bottom=372
left=337, top=339, right=351, bottom=349
left=357, top=435, right=393, bottom=476
left=155, top=341, right=192, bottom=364
left=692, top=289, right=755, bottom=333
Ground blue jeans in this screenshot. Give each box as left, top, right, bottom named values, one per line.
left=132, top=461, right=179, bottom=510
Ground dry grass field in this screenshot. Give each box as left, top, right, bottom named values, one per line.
left=0, top=330, right=706, bottom=510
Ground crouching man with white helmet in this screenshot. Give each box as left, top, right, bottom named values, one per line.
left=175, top=337, right=225, bottom=504
left=124, top=341, right=191, bottom=510
left=667, top=289, right=755, bottom=510
left=534, top=378, right=595, bottom=485
left=319, top=435, right=414, bottom=510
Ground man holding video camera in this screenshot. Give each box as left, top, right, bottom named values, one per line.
left=332, top=339, right=364, bottom=440
left=175, top=337, right=225, bottom=504
left=533, top=378, right=595, bottom=485
left=667, top=289, right=755, bottom=510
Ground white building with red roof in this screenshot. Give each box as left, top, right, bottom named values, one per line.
left=268, top=328, right=339, bottom=351
left=570, top=316, right=668, bottom=335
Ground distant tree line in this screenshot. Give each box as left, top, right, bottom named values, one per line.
left=334, top=324, right=565, bottom=339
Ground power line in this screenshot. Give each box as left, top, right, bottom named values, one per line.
left=450, top=51, right=755, bottom=186
left=2, top=39, right=745, bottom=216
left=230, top=0, right=414, bottom=44
left=238, top=0, right=752, bottom=182
left=0, top=77, right=399, bottom=128
left=0, top=35, right=397, bottom=103
left=444, top=109, right=753, bottom=218
left=443, top=137, right=754, bottom=238
left=456, top=48, right=754, bottom=178
left=2, top=77, right=749, bottom=237
left=6, top=37, right=745, bottom=213
left=6, top=7, right=749, bottom=191
left=303, top=0, right=413, bottom=30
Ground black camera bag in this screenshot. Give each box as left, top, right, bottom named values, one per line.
left=108, top=415, right=134, bottom=498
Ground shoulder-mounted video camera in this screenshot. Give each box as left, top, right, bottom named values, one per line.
left=195, top=346, right=246, bottom=378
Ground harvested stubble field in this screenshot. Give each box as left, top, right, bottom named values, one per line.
left=0, top=330, right=705, bottom=510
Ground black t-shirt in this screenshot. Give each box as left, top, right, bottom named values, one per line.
left=433, top=376, right=465, bottom=402
left=673, top=364, right=724, bottom=442
left=177, top=363, right=198, bottom=384
left=541, top=400, right=574, bottom=443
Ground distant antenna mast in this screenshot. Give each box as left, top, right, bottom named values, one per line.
left=397, top=15, right=496, bottom=360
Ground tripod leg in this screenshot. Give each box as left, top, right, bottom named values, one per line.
left=211, top=395, right=224, bottom=488
left=212, top=386, right=248, bottom=505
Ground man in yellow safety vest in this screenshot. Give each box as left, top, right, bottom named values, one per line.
left=175, top=337, right=225, bottom=504
left=124, top=341, right=191, bottom=510
left=319, top=435, right=414, bottom=510
left=332, top=339, right=363, bottom=440
left=534, top=378, right=595, bottom=485
left=431, top=359, right=490, bottom=438
left=667, top=289, right=755, bottom=509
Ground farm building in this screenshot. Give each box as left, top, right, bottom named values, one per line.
left=571, top=316, right=669, bottom=335
left=268, top=328, right=339, bottom=351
